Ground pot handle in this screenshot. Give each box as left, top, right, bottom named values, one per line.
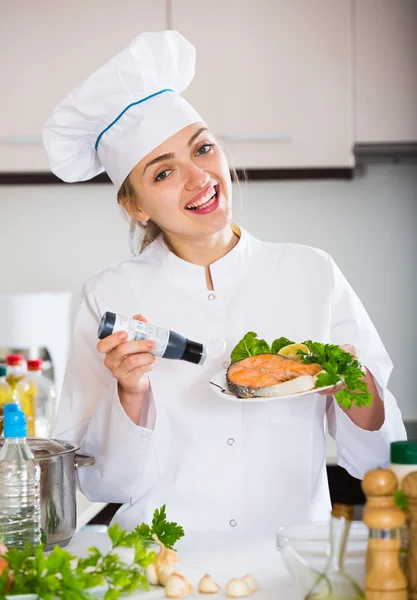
left=75, top=452, right=95, bottom=469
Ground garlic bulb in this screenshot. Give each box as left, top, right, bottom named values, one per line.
left=198, top=573, right=221, bottom=594
left=145, top=563, right=159, bottom=586
left=242, top=574, right=259, bottom=592
left=158, top=560, right=176, bottom=586
left=149, top=534, right=179, bottom=586
left=226, top=578, right=252, bottom=597
left=165, top=572, right=194, bottom=597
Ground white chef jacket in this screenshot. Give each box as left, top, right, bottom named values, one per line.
left=54, top=229, right=406, bottom=534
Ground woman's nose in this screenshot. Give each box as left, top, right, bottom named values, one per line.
left=185, top=164, right=210, bottom=191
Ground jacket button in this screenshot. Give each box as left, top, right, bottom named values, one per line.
left=208, top=293, right=216, bottom=301
left=227, top=438, right=235, bottom=446
left=229, top=519, right=237, bottom=527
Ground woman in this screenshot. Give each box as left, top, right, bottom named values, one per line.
left=44, top=31, right=406, bottom=533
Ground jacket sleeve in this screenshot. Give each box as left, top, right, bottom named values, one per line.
left=325, top=256, right=406, bottom=479
left=53, top=284, right=157, bottom=503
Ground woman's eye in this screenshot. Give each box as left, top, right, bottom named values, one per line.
left=155, top=169, right=172, bottom=182
left=196, top=143, right=214, bottom=155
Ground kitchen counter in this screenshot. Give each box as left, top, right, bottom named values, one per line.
left=67, top=529, right=300, bottom=599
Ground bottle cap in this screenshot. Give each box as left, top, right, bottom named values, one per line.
left=0, top=365, right=6, bottom=377
left=98, top=311, right=116, bottom=339
left=182, top=339, right=207, bottom=365
left=332, top=504, right=354, bottom=520
left=27, top=359, right=44, bottom=371
left=6, top=354, right=24, bottom=366
left=3, top=403, right=28, bottom=438
left=391, top=440, right=417, bottom=465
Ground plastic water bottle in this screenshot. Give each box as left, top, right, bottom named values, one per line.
left=0, top=404, right=41, bottom=548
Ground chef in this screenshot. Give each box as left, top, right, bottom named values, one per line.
left=44, top=31, right=406, bottom=533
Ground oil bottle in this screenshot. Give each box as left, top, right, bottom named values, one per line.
left=16, top=359, right=56, bottom=438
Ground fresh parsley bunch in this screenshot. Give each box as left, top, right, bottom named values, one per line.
left=0, top=527, right=154, bottom=600
left=230, top=333, right=372, bottom=409
left=0, top=505, right=184, bottom=599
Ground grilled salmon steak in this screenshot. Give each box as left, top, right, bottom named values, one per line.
left=226, top=353, right=322, bottom=398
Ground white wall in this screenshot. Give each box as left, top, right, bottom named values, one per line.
left=0, top=164, right=416, bottom=419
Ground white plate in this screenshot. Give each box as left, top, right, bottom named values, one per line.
left=209, top=369, right=334, bottom=402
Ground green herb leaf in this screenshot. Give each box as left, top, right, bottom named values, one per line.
left=271, top=337, right=295, bottom=354
left=149, top=504, right=184, bottom=549
left=107, top=523, right=125, bottom=547
left=230, top=332, right=271, bottom=363
left=395, top=490, right=408, bottom=511
left=301, top=341, right=371, bottom=409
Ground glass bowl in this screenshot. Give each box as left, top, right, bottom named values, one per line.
left=277, top=520, right=368, bottom=586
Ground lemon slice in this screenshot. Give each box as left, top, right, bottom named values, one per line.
left=278, top=343, right=310, bottom=360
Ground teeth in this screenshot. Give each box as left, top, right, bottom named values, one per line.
left=186, top=186, right=217, bottom=210
left=186, top=192, right=217, bottom=211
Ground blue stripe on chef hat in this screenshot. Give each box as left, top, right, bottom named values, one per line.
left=94, top=88, right=175, bottom=151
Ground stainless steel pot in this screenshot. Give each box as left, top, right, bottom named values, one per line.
left=0, top=438, right=95, bottom=550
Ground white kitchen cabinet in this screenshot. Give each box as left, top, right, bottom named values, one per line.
left=171, top=0, right=354, bottom=169
left=0, top=0, right=166, bottom=172
left=355, top=0, right=417, bottom=143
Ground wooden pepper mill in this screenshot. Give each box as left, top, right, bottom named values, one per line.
left=362, top=468, right=399, bottom=572
left=403, top=471, right=417, bottom=600
left=362, top=468, right=407, bottom=600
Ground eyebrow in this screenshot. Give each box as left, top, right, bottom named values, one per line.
left=142, top=127, right=208, bottom=175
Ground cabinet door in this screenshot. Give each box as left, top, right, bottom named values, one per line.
left=0, top=0, right=166, bottom=172
left=355, top=0, right=417, bottom=143
left=171, top=0, right=353, bottom=168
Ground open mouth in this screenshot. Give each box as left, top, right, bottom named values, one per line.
left=185, top=184, right=219, bottom=212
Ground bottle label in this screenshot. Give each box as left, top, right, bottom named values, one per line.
left=113, top=314, right=169, bottom=358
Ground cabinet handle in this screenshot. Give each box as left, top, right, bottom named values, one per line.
left=219, top=133, right=295, bottom=143
left=0, top=136, right=43, bottom=145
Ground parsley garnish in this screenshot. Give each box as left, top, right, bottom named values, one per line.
left=300, top=341, right=372, bottom=409
left=395, top=490, right=408, bottom=511
left=0, top=505, right=184, bottom=598
left=133, top=504, right=184, bottom=549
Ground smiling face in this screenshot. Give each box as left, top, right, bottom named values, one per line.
left=122, top=123, right=233, bottom=243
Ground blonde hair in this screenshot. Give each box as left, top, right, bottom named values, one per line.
left=117, top=177, right=164, bottom=253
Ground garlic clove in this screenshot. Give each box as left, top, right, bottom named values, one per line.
left=165, top=572, right=194, bottom=598
left=226, top=578, right=252, bottom=597
left=242, top=574, right=259, bottom=592
left=145, top=563, right=160, bottom=586
left=198, top=573, right=221, bottom=594
left=151, top=533, right=180, bottom=586
left=153, top=534, right=179, bottom=565
left=158, top=560, right=176, bottom=586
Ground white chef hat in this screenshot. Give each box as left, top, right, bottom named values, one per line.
left=42, top=30, right=204, bottom=189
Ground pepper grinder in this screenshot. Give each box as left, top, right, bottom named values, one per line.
left=362, top=468, right=399, bottom=572
left=362, top=468, right=407, bottom=600
left=403, top=471, right=417, bottom=600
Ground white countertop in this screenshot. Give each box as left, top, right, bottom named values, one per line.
left=67, top=530, right=300, bottom=599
